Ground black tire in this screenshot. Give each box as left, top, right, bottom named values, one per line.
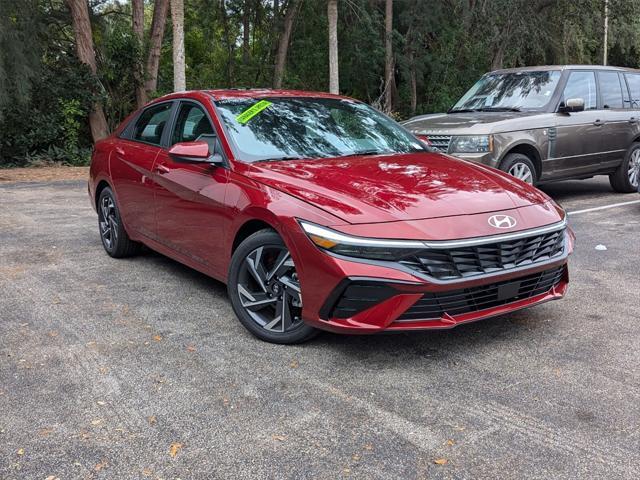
left=227, top=229, right=318, bottom=344
left=97, top=187, right=141, bottom=258
left=609, top=142, right=640, bottom=193
left=499, top=153, right=538, bottom=186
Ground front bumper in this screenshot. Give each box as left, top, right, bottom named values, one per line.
left=291, top=225, right=573, bottom=334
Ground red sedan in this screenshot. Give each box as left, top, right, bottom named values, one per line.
left=89, top=89, right=573, bottom=343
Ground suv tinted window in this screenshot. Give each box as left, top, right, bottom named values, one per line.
left=171, top=103, right=214, bottom=145
left=598, top=71, right=623, bottom=108
left=625, top=73, right=640, bottom=108
left=133, top=103, right=173, bottom=145
left=563, top=71, right=597, bottom=110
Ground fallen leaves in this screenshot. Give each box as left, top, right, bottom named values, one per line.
left=148, top=415, right=157, bottom=425
left=94, top=459, right=108, bottom=471
left=169, top=442, right=183, bottom=458
left=186, top=345, right=197, bottom=352
left=39, top=427, right=54, bottom=437
left=142, top=468, right=153, bottom=476
left=272, top=434, right=287, bottom=442
left=17, top=448, right=24, bottom=456
left=153, top=334, right=162, bottom=342
left=434, top=458, right=448, bottom=465
left=446, top=439, right=455, bottom=446
left=45, top=476, right=60, bottom=480
left=289, top=359, right=299, bottom=369
left=90, top=419, right=103, bottom=426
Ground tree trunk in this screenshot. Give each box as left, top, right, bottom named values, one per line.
left=384, top=0, right=393, bottom=113
left=132, top=0, right=147, bottom=107
left=145, top=0, right=170, bottom=95
left=220, top=0, right=235, bottom=85
left=171, top=0, right=186, bottom=91
left=327, top=0, right=339, bottom=94
left=409, top=51, right=417, bottom=115
left=66, top=0, right=109, bottom=141
left=242, top=0, right=251, bottom=63
left=491, top=45, right=504, bottom=70
left=273, top=0, right=299, bottom=88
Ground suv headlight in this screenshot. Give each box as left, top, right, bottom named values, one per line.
left=449, top=135, right=493, bottom=153
left=299, top=221, right=424, bottom=261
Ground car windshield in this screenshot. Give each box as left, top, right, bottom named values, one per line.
left=214, top=97, right=425, bottom=162
left=451, top=70, right=561, bottom=112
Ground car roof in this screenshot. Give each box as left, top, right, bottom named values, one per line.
left=150, top=89, right=352, bottom=103
left=489, top=64, right=640, bottom=74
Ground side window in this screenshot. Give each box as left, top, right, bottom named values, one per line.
left=624, top=73, right=640, bottom=108
left=171, top=103, right=214, bottom=145
left=598, top=71, right=623, bottom=109
left=563, top=71, right=597, bottom=110
left=133, top=103, right=173, bottom=145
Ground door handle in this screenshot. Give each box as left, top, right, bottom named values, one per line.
left=115, top=147, right=125, bottom=155
left=155, top=164, right=170, bottom=174
left=629, top=117, right=637, bottom=124
left=593, top=120, right=604, bottom=126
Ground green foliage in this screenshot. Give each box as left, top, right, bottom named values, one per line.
left=3, top=0, right=640, bottom=166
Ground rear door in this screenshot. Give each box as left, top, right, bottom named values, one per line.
left=552, top=70, right=603, bottom=178
left=153, top=99, right=231, bottom=279
left=597, top=70, right=633, bottom=170
left=109, top=101, right=174, bottom=238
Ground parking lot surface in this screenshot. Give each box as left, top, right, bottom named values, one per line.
left=1, top=176, right=639, bottom=479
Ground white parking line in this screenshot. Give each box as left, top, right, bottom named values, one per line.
left=567, top=199, right=640, bottom=216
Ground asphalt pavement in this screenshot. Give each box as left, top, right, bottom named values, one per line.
left=0, top=176, right=639, bottom=479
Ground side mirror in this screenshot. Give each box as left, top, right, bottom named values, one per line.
left=559, top=97, right=585, bottom=113
left=168, top=141, right=223, bottom=164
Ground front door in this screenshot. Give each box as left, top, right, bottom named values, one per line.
left=109, top=101, right=174, bottom=238
left=551, top=70, right=604, bottom=179
left=153, top=100, right=230, bottom=279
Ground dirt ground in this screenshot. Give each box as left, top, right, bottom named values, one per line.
left=0, top=166, right=89, bottom=183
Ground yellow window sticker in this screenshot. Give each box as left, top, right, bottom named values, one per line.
left=236, top=100, right=273, bottom=124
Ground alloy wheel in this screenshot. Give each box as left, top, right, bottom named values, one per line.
left=99, top=195, right=118, bottom=250
left=508, top=162, right=534, bottom=184
left=236, top=245, right=303, bottom=333
left=629, top=148, right=640, bottom=188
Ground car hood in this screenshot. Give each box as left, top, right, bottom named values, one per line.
left=402, top=111, right=542, bottom=135
left=243, top=152, right=550, bottom=224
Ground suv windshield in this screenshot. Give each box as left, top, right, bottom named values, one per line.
left=214, top=97, right=425, bottom=162
left=451, top=71, right=561, bottom=112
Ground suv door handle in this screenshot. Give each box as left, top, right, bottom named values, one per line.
left=629, top=117, right=637, bottom=124
left=593, top=119, right=604, bottom=126
left=155, top=164, right=170, bottom=174
left=115, top=147, right=125, bottom=156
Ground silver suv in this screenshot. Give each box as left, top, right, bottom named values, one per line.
left=403, top=65, right=640, bottom=192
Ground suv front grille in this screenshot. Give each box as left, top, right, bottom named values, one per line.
left=396, top=266, right=565, bottom=322
left=424, top=134, right=452, bottom=152
left=399, top=228, right=565, bottom=281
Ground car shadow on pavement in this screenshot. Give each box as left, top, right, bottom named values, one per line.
left=538, top=178, right=614, bottom=202
left=312, top=308, right=552, bottom=368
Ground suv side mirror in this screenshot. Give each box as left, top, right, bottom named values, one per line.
left=168, top=140, right=223, bottom=164
left=559, top=98, right=585, bottom=113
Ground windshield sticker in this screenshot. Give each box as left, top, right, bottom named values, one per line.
left=236, top=100, right=272, bottom=124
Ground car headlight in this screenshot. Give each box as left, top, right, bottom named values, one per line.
left=299, top=221, right=425, bottom=261
left=449, top=135, right=493, bottom=153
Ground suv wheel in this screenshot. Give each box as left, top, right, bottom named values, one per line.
left=97, top=187, right=141, bottom=258
left=609, top=142, right=640, bottom=193
left=227, top=229, right=318, bottom=344
left=500, top=153, right=537, bottom=186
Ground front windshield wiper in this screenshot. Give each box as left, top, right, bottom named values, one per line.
left=477, top=107, right=521, bottom=112
left=254, top=156, right=303, bottom=163
left=447, top=108, right=480, bottom=113
left=339, top=150, right=387, bottom=158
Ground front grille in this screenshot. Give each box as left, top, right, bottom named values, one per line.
left=425, top=134, right=452, bottom=152
left=396, top=266, right=565, bottom=322
left=399, top=228, right=565, bottom=281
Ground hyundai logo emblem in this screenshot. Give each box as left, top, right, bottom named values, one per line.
left=488, top=214, right=517, bottom=229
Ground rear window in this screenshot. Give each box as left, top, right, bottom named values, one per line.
left=624, top=73, right=640, bottom=108
left=598, top=71, right=624, bottom=109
